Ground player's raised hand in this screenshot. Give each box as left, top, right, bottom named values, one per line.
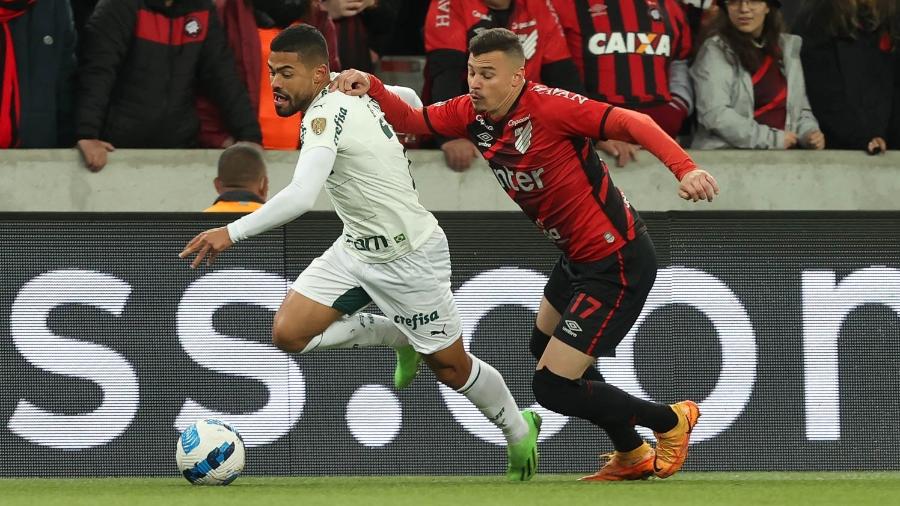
left=678, top=169, right=719, bottom=203
left=179, top=227, right=233, bottom=268
left=329, top=69, right=370, bottom=96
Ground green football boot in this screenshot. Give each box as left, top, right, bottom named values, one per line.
left=506, top=409, right=542, bottom=482
left=393, top=345, right=422, bottom=390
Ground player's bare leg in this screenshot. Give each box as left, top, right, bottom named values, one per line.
left=423, top=338, right=541, bottom=481
left=272, top=289, right=421, bottom=389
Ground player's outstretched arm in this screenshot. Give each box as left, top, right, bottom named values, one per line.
left=603, top=107, right=720, bottom=202
left=331, top=70, right=431, bottom=135
left=178, top=147, right=335, bottom=268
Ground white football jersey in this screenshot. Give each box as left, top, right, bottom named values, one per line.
left=299, top=79, right=438, bottom=263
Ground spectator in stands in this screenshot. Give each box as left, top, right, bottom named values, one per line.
left=198, top=0, right=341, bottom=150
left=424, top=0, right=583, bottom=171
left=681, top=0, right=719, bottom=39
left=204, top=142, right=268, bottom=212
left=794, top=0, right=897, bottom=154
left=551, top=0, right=694, bottom=167
left=76, top=0, right=261, bottom=171
left=691, top=0, right=823, bottom=150
left=1, top=0, right=76, bottom=148
left=323, top=0, right=398, bottom=73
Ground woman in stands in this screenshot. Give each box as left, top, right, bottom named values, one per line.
left=690, top=0, right=824, bottom=149
left=794, top=0, right=898, bottom=154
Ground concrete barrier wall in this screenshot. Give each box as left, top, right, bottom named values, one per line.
left=1, top=149, right=898, bottom=211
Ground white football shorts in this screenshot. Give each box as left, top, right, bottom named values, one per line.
left=291, top=227, right=461, bottom=355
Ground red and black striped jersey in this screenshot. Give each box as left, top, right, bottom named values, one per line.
left=365, top=75, right=698, bottom=262
left=551, top=0, right=691, bottom=106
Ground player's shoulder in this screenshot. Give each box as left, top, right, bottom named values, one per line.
left=430, top=94, right=474, bottom=116
left=315, top=88, right=360, bottom=113
left=526, top=83, right=592, bottom=112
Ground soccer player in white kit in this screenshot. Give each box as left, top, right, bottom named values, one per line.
left=179, top=25, right=540, bottom=481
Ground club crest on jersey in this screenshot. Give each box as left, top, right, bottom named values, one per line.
left=513, top=120, right=532, bottom=154
left=184, top=17, right=202, bottom=38
left=311, top=117, right=326, bottom=135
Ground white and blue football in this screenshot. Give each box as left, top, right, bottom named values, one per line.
left=176, top=419, right=246, bottom=485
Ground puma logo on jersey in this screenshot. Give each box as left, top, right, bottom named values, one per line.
left=588, top=32, right=672, bottom=56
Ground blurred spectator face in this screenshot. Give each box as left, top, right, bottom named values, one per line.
left=466, top=51, right=525, bottom=114
left=725, top=0, right=770, bottom=37
left=268, top=51, right=329, bottom=116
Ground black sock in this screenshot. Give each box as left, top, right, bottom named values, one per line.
left=533, top=367, right=678, bottom=433
left=531, top=327, right=652, bottom=449
left=530, top=327, right=605, bottom=382
left=596, top=423, right=645, bottom=452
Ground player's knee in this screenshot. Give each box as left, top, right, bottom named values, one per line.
left=532, top=367, right=579, bottom=415
left=529, top=327, right=551, bottom=360
left=271, top=322, right=316, bottom=353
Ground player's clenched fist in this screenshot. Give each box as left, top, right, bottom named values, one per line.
left=179, top=227, right=233, bottom=268
left=329, top=69, right=370, bottom=96
left=678, top=169, right=719, bottom=203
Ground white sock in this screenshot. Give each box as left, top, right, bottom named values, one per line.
left=300, top=313, right=409, bottom=353
left=457, top=354, right=530, bottom=444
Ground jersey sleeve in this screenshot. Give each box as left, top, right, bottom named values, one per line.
left=300, top=97, right=348, bottom=154
left=538, top=0, right=573, bottom=64
left=554, top=95, right=615, bottom=141
left=424, top=0, right=468, bottom=52
left=550, top=0, right=584, bottom=79
left=553, top=94, right=697, bottom=179
left=367, top=74, right=470, bottom=139
left=422, top=96, right=471, bottom=139
left=667, top=0, right=693, bottom=60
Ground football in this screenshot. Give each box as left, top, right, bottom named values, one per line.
left=175, top=419, right=246, bottom=485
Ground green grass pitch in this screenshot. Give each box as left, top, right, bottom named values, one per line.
left=2, top=473, right=899, bottom=506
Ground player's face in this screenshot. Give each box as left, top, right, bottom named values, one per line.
left=467, top=51, right=525, bottom=114
left=726, top=0, right=770, bottom=38
left=268, top=51, right=328, bottom=116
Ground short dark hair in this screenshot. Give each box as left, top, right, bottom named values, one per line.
left=468, top=28, right=525, bottom=62
left=270, top=24, right=329, bottom=68
left=217, top=143, right=266, bottom=187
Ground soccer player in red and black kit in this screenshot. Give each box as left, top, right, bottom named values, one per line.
left=332, top=27, right=719, bottom=481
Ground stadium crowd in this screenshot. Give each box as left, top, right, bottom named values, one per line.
left=2, top=0, right=899, bottom=171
